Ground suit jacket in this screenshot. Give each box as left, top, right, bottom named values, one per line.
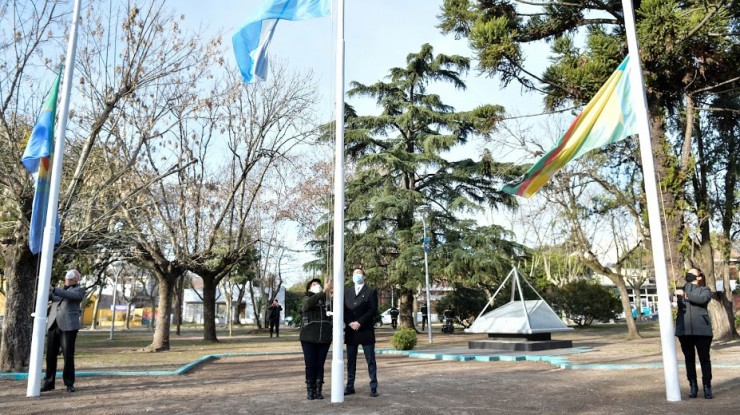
left=47, top=284, right=86, bottom=331
left=344, top=284, right=378, bottom=345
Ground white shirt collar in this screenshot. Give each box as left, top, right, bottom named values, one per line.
left=354, top=283, right=364, bottom=295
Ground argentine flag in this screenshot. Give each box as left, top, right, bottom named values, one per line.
left=233, top=0, right=331, bottom=83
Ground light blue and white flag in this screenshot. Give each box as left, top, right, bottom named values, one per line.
left=233, top=0, right=331, bottom=83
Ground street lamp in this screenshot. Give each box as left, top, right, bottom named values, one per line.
left=416, top=205, right=433, bottom=344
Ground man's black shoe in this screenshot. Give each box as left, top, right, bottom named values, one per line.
left=66, top=385, right=75, bottom=393
left=370, top=388, right=378, bottom=397
left=343, top=387, right=355, bottom=396
left=40, top=381, right=55, bottom=392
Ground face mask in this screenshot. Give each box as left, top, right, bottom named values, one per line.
left=352, top=273, right=364, bottom=285
left=309, top=284, right=322, bottom=294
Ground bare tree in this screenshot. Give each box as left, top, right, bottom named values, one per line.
left=0, top=0, right=70, bottom=372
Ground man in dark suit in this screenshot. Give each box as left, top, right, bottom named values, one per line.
left=343, top=268, right=379, bottom=397
left=42, top=269, right=85, bottom=393
left=268, top=299, right=282, bottom=338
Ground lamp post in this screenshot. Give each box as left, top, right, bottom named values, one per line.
left=416, top=205, right=433, bottom=344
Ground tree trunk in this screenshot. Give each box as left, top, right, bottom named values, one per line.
left=125, top=300, right=133, bottom=330
left=397, top=289, right=416, bottom=330
left=649, top=117, right=685, bottom=284
left=248, top=282, right=263, bottom=329
left=720, top=261, right=739, bottom=339
left=147, top=277, right=174, bottom=351
left=708, top=300, right=733, bottom=342
left=202, top=276, right=219, bottom=342
left=90, top=284, right=103, bottom=330
left=0, top=246, right=37, bottom=371
left=173, top=274, right=183, bottom=336
left=614, top=277, right=641, bottom=339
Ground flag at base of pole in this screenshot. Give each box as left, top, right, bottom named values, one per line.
left=232, top=0, right=331, bottom=83
left=21, top=70, right=62, bottom=254
left=502, top=56, right=638, bottom=198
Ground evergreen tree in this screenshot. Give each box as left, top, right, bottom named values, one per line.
left=333, top=44, right=526, bottom=329
left=439, top=0, right=740, bottom=340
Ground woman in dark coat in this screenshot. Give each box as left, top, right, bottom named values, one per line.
left=300, top=278, right=332, bottom=400
left=674, top=268, right=714, bottom=399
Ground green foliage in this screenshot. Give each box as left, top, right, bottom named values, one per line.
left=391, top=328, right=418, bottom=350
left=554, top=279, right=621, bottom=327
left=285, top=287, right=304, bottom=326
left=434, top=286, right=488, bottom=328
left=311, top=43, right=526, bottom=299
left=735, top=313, right=740, bottom=329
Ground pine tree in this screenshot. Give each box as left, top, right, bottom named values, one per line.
left=331, top=44, right=525, bottom=329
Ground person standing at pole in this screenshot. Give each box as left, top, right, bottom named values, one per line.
left=343, top=268, right=379, bottom=397
left=42, top=269, right=85, bottom=393
left=268, top=299, right=282, bottom=338
left=674, top=268, right=714, bottom=399
left=300, top=278, right=332, bottom=400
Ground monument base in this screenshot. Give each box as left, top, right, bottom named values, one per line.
left=469, top=337, right=572, bottom=352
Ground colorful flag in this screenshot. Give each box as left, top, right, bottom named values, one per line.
left=502, top=56, right=637, bottom=198
left=21, top=71, right=62, bottom=254
left=232, top=0, right=331, bottom=83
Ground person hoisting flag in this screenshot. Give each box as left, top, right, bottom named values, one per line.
left=501, top=55, right=638, bottom=198
left=232, top=0, right=331, bottom=83
left=21, top=69, right=63, bottom=254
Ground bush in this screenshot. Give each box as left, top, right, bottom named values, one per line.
left=554, top=279, right=621, bottom=327
left=391, top=328, right=417, bottom=350
left=735, top=313, right=740, bottom=329
left=435, top=286, right=488, bottom=328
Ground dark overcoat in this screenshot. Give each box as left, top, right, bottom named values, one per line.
left=675, top=283, right=713, bottom=337
left=300, top=291, right=332, bottom=344
left=343, top=285, right=378, bottom=346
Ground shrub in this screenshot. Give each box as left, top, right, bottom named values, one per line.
left=391, top=328, right=417, bottom=350
left=735, top=313, right=740, bottom=329
left=554, top=279, right=621, bottom=327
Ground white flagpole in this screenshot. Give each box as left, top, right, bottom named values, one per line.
left=621, top=0, right=681, bottom=402
left=330, top=0, right=346, bottom=404
left=27, top=0, right=82, bottom=398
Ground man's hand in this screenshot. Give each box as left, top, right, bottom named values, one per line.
left=349, top=321, right=360, bottom=330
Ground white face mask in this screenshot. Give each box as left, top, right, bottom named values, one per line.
left=309, top=284, right=322, bottom=294
left=352, top=273, right=364, bottom=285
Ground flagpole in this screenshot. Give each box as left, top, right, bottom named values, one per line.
left=330, top=0, right=346, bottom=404
left=27, top=0, right=82, bottom=398
left=621, top=0, right=681, bottom=402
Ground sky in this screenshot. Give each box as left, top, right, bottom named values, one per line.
left=179, top=0, right=555, bottom=284
left=184, top=0, right=550, bottom=118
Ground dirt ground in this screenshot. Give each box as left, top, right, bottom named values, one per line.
left=1, top=326, right=738, bottom=415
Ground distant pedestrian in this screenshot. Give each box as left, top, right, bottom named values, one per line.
left=42, top=269, right=85, bottom=393
left=674, top=268, right=714, bottom=399
left=442, top=306, right=455, bottom=334
left=420, top=304, right=428, bottom=331
left=389, top=306, right=399, bottom=329
left=268, top=299, right=282, bottom=338
left=300, top=278, right=332, bottom=400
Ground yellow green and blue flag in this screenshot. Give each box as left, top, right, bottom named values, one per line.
left=502, top=56, right=637, bottom=198
left=21, top=70, right=62, bottom=254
